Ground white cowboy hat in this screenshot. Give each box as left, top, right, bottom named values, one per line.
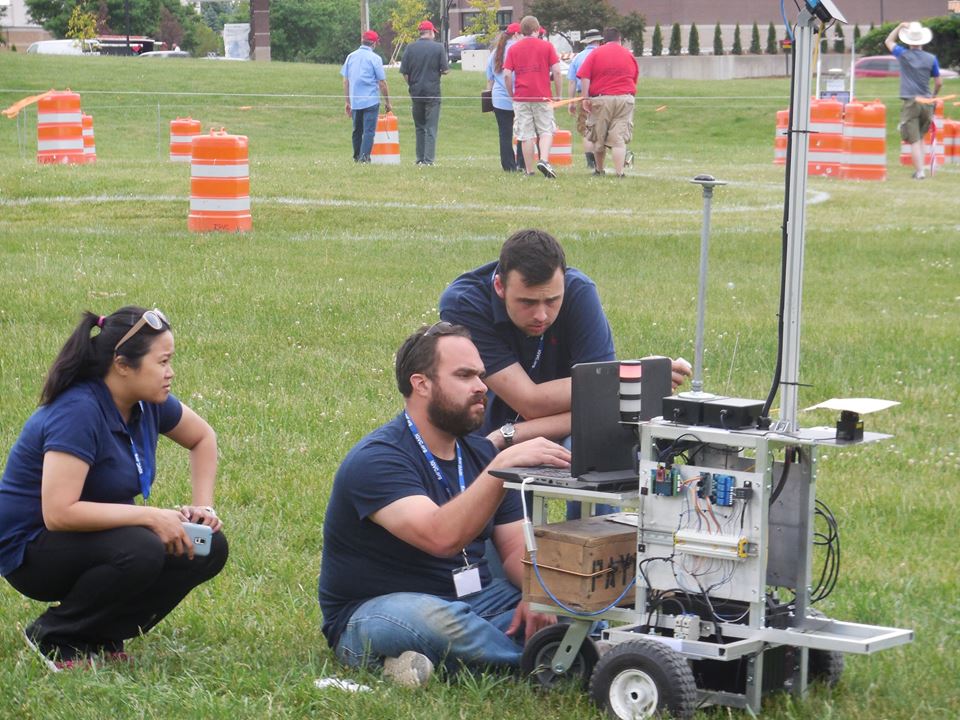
left=898, top=21, right=932, bottom=46
left=582, top=29, right=603, bottom=44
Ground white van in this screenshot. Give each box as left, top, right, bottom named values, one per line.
left=26, top=39, right=100, bottom=55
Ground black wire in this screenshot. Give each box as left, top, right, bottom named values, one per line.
left=811, top=499, right=841, bottom=602
left=769, top=447, right=798, bottom=505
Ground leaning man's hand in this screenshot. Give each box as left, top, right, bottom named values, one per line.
left=506, top=601, right=557, bottom=643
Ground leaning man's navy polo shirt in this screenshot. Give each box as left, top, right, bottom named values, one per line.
left=439, top=260, right=616, bottom=433
left=0, top=379, right=182, bottom=576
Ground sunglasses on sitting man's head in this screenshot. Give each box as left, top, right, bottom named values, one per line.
left=114, top=308, right=169, bottom=352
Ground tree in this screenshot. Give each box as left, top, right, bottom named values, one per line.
left=749, top=21, right=761, bottom=54
left=732, top=24, right=742, bottom=55
left=463, top=0, right=498, bottom=46
left=858, top=17, right=960, bottom=70
left=668, top=22, right=680, bottom=56
left=832, top=25, right=844, bottom=53
left=620, top=11, right=645, bottom=56
left=157, top=5, right=182, bottom=49
left=853, top=24, right=861, bottom=48
left=270, top=0, right=360, bottom=63
left=66, top=3, right=97, bottom=43
left=713, top=23, right=723, bottom=56
left=530, top=0, right=618, bottom=42
left=651, top=23, right=662, bottom=56
left=390, top=0, right=426, bottom=50
left=687, top=23, right=699, bottom=56
left=766, top=22, right=777, bottom=54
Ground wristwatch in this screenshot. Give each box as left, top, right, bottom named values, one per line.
left=499, top=422, right=516, bottom=447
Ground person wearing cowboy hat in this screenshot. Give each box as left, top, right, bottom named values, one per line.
left=885, top=21, right=943, bottom=179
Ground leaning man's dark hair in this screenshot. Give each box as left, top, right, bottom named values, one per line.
left=395, top=322, right=472, bottom=397
left=498, top=229, right=567, bottom=287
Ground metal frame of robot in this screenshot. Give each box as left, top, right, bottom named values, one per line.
left=508, top=6, right=914, bottom=713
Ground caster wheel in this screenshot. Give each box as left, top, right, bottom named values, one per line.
left=520, top=624, right=599, bottom=689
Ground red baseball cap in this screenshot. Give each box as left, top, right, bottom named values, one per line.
left=506, top=23, right=521, bottom=34
left=362, top=30, right=379, bottom=42
left=538, top=27, right=546, bottom=36
left=418, top=20, right=435, bottom=32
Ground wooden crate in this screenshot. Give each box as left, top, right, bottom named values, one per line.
left=522, top=515, right=637, bottom=611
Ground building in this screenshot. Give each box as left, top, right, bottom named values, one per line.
left=1, top=0, right=50, bottom=50
left=446, top=1, right=950, bottom=37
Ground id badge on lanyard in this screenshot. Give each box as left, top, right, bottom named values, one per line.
left=452, top=551, right=482, bottom=598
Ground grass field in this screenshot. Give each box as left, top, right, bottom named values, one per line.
left=0, top=52, right=958, bottom=719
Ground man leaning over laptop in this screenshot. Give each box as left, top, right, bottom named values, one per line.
left=438, top=229, right=691, bottom=515
left=318, top=323, right=568, bottom=685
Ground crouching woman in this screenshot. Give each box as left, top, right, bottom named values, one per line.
left=0, top=306, right=228, bottom=669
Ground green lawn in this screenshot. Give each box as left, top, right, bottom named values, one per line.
left=0, top=53, right=957, bottom=719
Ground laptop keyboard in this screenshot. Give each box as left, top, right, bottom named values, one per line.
left=520, top=466, right=573, bottom=478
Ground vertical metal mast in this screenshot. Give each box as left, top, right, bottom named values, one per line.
left=780, top=9, right=817, bottom=431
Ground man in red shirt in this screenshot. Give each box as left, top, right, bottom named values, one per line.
left=503, top=15, right=562, bottom=178
left=577, top=27, right=639, bottom=177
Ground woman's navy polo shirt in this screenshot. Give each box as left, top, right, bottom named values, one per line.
left=0, top=379, right=182, bottom=576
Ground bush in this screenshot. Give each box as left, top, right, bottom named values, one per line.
left=766, top=22, right=777, bottom=54
left=858, top=16, right=960, bottom=69
left=833, top=26, right=845, bottom=53
left=713, top=23, right=723, bottom=56
left=668, top=22, right=681, bottom=56
left=749, top=22, right=761, bottom=54
left=732, top=24, right=742, bottom=55
left=688, top=23, right=699, bottom=56
left=652, top=23, right=662, bottom=56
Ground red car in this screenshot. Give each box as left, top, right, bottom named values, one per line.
left=854, top=55, right=957, bottom=79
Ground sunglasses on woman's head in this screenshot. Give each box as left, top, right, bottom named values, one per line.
left=114, top=309, right=169, bottom=352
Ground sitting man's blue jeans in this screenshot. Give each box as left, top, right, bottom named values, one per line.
left=334, top=578, right=524, bottom=673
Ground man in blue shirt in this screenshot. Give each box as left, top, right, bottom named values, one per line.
left=885, top=21, right=942, bottom=179
left=341, top=30, right=393, bottom=163
left=567, top=29, right=602, bottom=169
left=439, top=229, right=691, bottom=450
left=318, top=323, right=568, bottom=683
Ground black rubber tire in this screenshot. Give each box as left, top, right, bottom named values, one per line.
left=520, top=624, right=600, bottom=689
left=589, top=639, right=697, bottom=719
left=808, top=648, right=844, bottom=687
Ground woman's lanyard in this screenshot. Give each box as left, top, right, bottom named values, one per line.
left=121, top=402, right=154, bottom=501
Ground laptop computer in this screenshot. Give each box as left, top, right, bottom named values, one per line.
left=489, top=357, right=673, bottom=492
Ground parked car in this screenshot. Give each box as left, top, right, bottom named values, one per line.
left=26, top=39, right=100, bottom=55
left=138, top=50, right=190, bottom=58
left=854, top=55, right=957, bottom=79
left=447, top=34, right=485, bottom=63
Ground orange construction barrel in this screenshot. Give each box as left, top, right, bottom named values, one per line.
left=808, top=97, right=844, bottom=176
left=944, top=119, right=960, bottom=164
left=36, top=90, right=84, bottom=164
left=839, top=101, right=886, bottom=181
left=371, top=113, right=400, bottom=164
left=774, top=109, right=788, bottom=165
left=188, top=130, right=251, bottom=232
left=81, top=113, right=96, bottom=163
left=170, top=117, right=202, bottom=162
left=550, top=129, right=572, bottom=166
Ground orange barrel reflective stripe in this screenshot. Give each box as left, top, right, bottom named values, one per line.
left=774, top=109, right=789, bottom=165
left=550, top=129, right=572, bottom=166
left=36, top=90, right=84, bottom=164
left=81, top=113, right=96, bottom=164
left=944, top=119, right=960, bottom=164
left=188, top=130, right=251, bottom=232
left=839, top=101, right=886, bottom=181
left=170, top=117, right=202, bottom=162
left=900, top=99, right=945, bottom=167
left=807, top=97, right=844, bottom=176
left=371, top=113, right=400, bottom=164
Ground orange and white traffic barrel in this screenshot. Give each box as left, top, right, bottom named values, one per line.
left=774, top=109, right=789, bottom=165
left=839, top=101, right=886, bottom=181
left=81, top=113, right=96, bottom=163
left=900, top=99, right=945, bottom=167
left=188, top=130, right=251, bottom=232
left=807, top=97, right=844, bottom=176
left=371, top=113, right=400, bottom=164
left=550, top=129, right=572, bottom=166
left=944, top=119, right=960, bottom=164
left=36, top=89, right=84, bottom=164
left=170, top=117, right=202, bottom=162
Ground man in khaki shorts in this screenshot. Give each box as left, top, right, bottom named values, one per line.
left=577, top=28, right=638, bottom=177
left=885, top=21, right=943, bottom=179
left=503, top=15, right=562, bottom=178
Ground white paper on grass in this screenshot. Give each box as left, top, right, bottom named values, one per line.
left=802, top=398, right=900, bottom=415
left=314, top=678, right=372, bottom=692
